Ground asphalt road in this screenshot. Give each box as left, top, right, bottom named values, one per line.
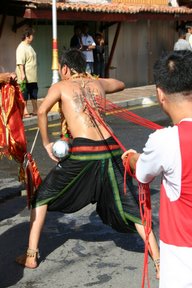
left=0, top=104, right=170, bottom=288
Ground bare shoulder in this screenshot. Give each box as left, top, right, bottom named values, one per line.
left=43, top=81, right=63, bottom=104
left=47, top=80, right=70, bottom=96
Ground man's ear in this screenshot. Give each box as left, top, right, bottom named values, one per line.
left=157, top=87, right=166, bottom=105
left=60, top=65, right=68, bottom=79
left=61, top=65, right=67, bottom=75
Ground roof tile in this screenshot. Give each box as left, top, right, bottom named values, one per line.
left=14, top=0, right=192, bottom=14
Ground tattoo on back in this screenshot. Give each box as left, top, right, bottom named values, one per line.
left=72, top=79, right=103, bottom=128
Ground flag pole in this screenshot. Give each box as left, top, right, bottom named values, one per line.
left=52, top=0, right=59, bottom=85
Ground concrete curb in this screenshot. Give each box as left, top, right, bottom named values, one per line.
left=112, top=95, right=157, bottom=108
left=23, top=112, right=61, bottom=127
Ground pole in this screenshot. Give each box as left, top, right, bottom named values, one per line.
left=52, top=0, right=59, bottom=84
left=105, top=22, right=121, bottom=78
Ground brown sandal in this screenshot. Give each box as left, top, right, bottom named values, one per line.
left=154, top=258, right=160, bottom=279
left=16, top=248, right=39, bottom=269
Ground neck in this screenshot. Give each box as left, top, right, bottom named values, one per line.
left=71, top=72, right=87, bottom=78
left=23, top=39, right=30, bottom=45
left=71, top=71, right=96, bottom=80
left=169, top=103, right=192, bottom=124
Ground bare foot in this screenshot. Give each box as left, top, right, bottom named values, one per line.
left=16, top=254, right=38, bottom=269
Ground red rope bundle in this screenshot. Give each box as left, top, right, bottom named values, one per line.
left=123, top=155, right=151, bottom=288
left=102, top=98, right=162, bottom=130
left=138, top=182, right=152, bottom=288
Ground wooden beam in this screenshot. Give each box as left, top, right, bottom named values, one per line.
left=23, top=8, right=192, bottom=22
left=24, top=9, right=136, bottom=22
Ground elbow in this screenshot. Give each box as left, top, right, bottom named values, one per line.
left=37, top=106, right=48, bottom=118
left=120, top=81, right=125, bottom=91
left=116, top=81, right=125, bottom=92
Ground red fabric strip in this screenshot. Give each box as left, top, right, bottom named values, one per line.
left=70, top=144, right=120, bottom=153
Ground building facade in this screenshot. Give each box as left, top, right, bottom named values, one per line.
left=0, top=0, right=192, bottom=97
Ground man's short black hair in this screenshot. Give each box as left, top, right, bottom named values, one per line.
left=153, top=50, right=192, bottom=95
left=178, top=28, right=187, bottom=38
left=59, top=49, right=86, bottom=73
left=21, top=27, right=34, bottom=41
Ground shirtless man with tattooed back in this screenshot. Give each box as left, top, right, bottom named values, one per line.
left=16, top=49, right=160, bottom=279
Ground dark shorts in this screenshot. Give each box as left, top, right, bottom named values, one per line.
left=23, top=82, right=38, bottom=101
left=31, top=137, right=142, bottom=233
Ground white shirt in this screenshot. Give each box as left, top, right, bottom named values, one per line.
left=174, top=39, right=192, bottom=51
left=136, top=125, right=182, bottom=201
left=136, top=119, right=192, bottom=288
left=81, top=34, right=96, bottom=62
left=16, top=41, right=37, bottom=83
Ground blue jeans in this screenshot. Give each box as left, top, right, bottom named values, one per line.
left=86, top=62, right=94, bottom=74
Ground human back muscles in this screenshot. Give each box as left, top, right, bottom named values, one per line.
left=60, top=76, right=111, bottom=140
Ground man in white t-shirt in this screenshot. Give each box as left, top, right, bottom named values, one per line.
left=122, top=50, right=192, bottom=288
left=80, top=23, right=96, bottom=74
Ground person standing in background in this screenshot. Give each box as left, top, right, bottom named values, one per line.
left=93, top=32, right=105, bottom=78
left=173, top=28, right=192, bottom=51
left=81, top=23, right=96, bottom=74
left=70, top=25, right=82, bottom=50
left=16, top=27, right=38, bottom=118
left=186, top=23, right=192, bottom=40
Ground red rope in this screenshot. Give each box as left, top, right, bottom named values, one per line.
left=84, top=99, right=127, bottom=152
left=123, top=156, right=152, bottom=288
left=138, top=182, right=152, bottom=288
left=123, top=152, right=136, bottom=195
left=103, top=98, right=162, bottom=130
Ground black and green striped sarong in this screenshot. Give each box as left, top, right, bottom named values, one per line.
left=31, top=137, right=142, bottom=233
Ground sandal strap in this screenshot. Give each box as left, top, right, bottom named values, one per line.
left=27, top=248, right=39, bottom=257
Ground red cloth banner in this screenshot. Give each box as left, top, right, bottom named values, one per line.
left=0, top=81, right=27, bottom=163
